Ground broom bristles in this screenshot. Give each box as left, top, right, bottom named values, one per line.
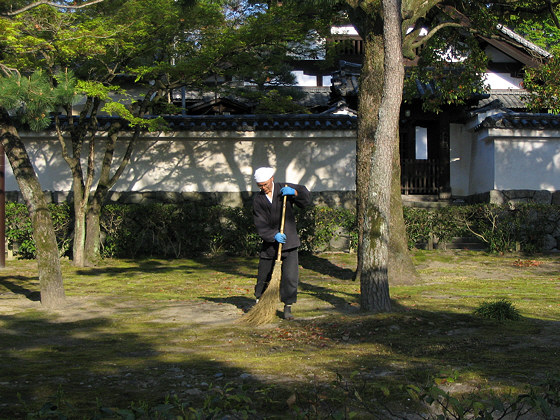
left=239, top=260, right=282, bottom=325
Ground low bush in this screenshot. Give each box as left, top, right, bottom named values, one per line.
left=5, top=202, right=72, bottom=259
left=5, top=201, right=559, bottom=259
left=18, top=375, right=560, bottom=419
left=473, top=298, right=522, bottom=321
left=296, top=205, right=357, bottom=253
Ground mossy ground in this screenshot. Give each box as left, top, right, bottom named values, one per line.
left=0, top=250, right=558, bottom=418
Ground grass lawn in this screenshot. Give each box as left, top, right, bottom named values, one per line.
left=0, top=250, right=559, bottom=418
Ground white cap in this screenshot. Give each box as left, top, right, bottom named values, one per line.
left=254, top=167, right=275, bottom=183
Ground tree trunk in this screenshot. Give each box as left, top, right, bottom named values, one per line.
left=85, top=186, right=106, bottom=264
left=56, top=106, right=94, bottom=268
left=351, top=5, right=415, bottom=287
left=360, top=0, right=404, bottom=312
left=84, top=123, right=135, bottom=263
left=0, top=115, right=65, bottom=308
left=354, top=30, right=384, bottom=285
left=389, top=132, right=417, bottom=284
left=73, top=197, right=87, bottom=266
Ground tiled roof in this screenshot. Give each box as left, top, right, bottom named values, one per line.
left=475, top=112, right=560, bottom=131
left=53, top=113, right=358, bottom=132
left=477, top=89, right=529, bottom=109
left=496, top=25, right=552, bottom=59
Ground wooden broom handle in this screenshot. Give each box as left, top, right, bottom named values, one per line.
left=277, top=188, right=288, bottom=262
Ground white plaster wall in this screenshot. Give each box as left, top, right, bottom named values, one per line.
left=449, top=123, right=472, bottom=196
left=494, top=138, right=560, bottom=191
left=484, top=72, right=522, bottom=89
left=468, top=137, right=495, bottom=195
left=8, top=130, right=357, bottom=194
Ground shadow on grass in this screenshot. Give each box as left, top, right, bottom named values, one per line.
left=0, top=299, right=558, bottom=418
left=0, top=310, right=290, bottom=418
left=74, top=256, right=258, bottom=280
left=0, top=276, right=40, bottom=301
left=299, top=280, right=359, bottom=310
left=204, top=295, right=256, bottom=312
left=300, top=253, right=355, bottom=281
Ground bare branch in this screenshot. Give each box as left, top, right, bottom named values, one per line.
left=408, top=22, right=464, bottom=51
left=3, top=0, right=105, bottom=17
left=0, top=64, right=21, bottom=78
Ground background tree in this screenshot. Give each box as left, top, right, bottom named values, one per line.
left=302, top=0, right=543, bottom=311
left=3, top=0, right=332, bottom=267
left=0, top=0, right=111, bottom=307
left=492, top=0, right=560, bottom=113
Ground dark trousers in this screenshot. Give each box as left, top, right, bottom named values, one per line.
left=255, top=248, right=299, bottom=305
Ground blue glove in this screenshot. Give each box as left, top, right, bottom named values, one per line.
left=280, top=186, right=296, bottom=196
left=274, top=232, right=286, bottom=243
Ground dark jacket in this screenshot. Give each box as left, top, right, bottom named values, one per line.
left=253, top=182, right=312, bottom=258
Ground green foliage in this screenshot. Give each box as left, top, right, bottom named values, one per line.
left=406, top=375, right=560, bottom=419
left=405, top=203, right=559, bottom=254
left=0, top=71, right=55, bottom=130
left=101, top=101, right=168, bottom=131
left=296, top=205, right=357, bottom=252
left=100, top=203, right=358, bottom=258
left=403, top=206, right=471, bottom=248
left=6, top=201, right=560, bottom=259
left=209, top=206, right=261, bottom=257
left=5, top=202, right=36, bottom=259
left=251, top=89, right=309, bottom=114
left=5, top=202, right=72, bottom=259
left=523, top=56, right=560, bottom=114
left=462, top=204, right=523, bottom=253
left=497, top=0, right=560, bottom=56
left=100, top=203, right=262, bottom=259
left=404, top=26, right=489, bottom=113
left=19, top=382, right=260, bottom=419
left=474, top=298, right=522, bottom=321
left=461, top=203, right=554, bottom=254
left=16, top=374, right=560, bottom=419
left=76, top=80, right=123, bottom=101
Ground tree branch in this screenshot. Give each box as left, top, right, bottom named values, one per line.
left=408, top=21, right=464, bottom=51
left=546, top=0, right=560, bottom=29
left=0, top=64, right=20, bottom=78
left=3, top=0, right=105, bottom=16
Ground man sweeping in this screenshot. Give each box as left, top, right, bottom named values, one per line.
left=252, top=167, right=312, bottom=320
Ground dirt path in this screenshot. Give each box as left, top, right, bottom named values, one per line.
left=0, top=294, right=245, bottom=325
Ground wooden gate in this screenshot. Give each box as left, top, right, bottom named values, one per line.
left=401, top=158, right=439, bottom=195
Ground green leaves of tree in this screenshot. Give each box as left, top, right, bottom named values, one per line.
left=0, top=70, right=71, bottom=130
left=523, top=56, right=560, bottom=114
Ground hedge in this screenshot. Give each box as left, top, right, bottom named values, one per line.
left=5, top=202, right=560, bottom=259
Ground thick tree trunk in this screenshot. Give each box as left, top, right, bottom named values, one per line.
left=360, top=0, right=404, bottom=312
left=354, top=30, right=384, bottom=285
left=0, top=116, right=65, bottom=308
left=351, top=6, right=415, bottom=287
left=389, top=133, right=417, bottom=284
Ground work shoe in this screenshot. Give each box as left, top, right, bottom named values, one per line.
left=283, top=304, right=294, bottom=320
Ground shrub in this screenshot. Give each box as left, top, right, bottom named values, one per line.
left=473, top=298, right=521, bottom=321
left=5, top=202, right=72, bottom=259
left=5, top=202, right=35, bottom=259
left=100, top=203, right=225, bottom=258
left=296, top=206, right=357, bottom=253
left=5, top=201, right=559, bottom=259
left=99, top=203, right=355, bottom=258
left=404, top=203, right=560, bottom=253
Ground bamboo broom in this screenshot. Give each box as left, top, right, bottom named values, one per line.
left=240, top=192, right=288, bottom=326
